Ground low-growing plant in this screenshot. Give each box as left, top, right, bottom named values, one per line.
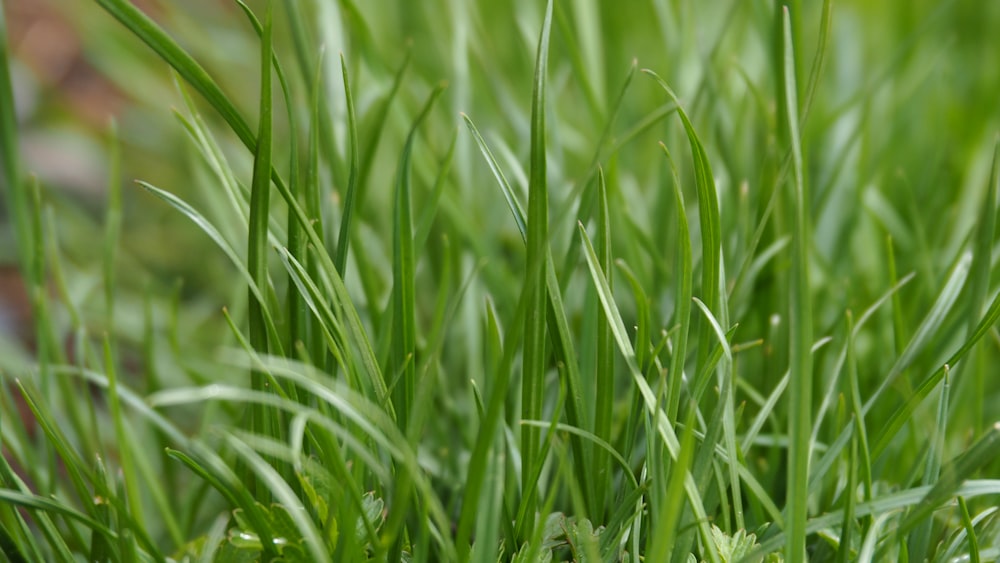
left=1, top=0, right=999, bottom=562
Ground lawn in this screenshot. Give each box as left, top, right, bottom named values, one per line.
left=2, top=0, right=1000, bottom=561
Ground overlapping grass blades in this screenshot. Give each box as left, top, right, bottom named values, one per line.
left=3, top=0, right=1000, bottom=561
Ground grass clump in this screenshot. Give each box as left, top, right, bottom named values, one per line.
left=2, top=0, right=1000, bottom=561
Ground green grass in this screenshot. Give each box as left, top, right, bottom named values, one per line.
left=2, top=0, right=1000, bottom=561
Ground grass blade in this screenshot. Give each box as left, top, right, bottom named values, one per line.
left=577, top=223, right=720, bottom=563
left=591, top=168, right=615, bottom=520
left=391, top=84, right=445, bottom=431
left=517, top=0, right=553, bottom=538
left=335, top=53, right=361, bottom=276
left=245, top=2, right=278, bottom=478
left=781, top=8, right=813, bottom=563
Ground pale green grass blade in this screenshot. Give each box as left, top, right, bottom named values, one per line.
left=692, top=295, right=744, bottom=530
left=232, top=0, right=303, bottom=357
left=135, top=181, right=283, bottom=357
left=14, top=380, right=96, bottom=514
left=172, top=85, right=248, bottom=233
left=461, top=113, right=590, bottom=480
left=460, top=113, right=527, bottom=240
left=780, top=9, right=813, bottom=562
left=518, top=0, right=553, bottom=538
left=836, top=426, right=859, bottom=563
left=305, top=51, right=328, bottom=367
left=868, top=251, right=970, bottom=409
left=798, top=0, right=833, bottom=123
left=520, top=421, right=637, bottom=491
left=275, top=247, right=350, bottom=373
left=385, top=83, right=445, bottom=563
left=868, top=252, right=987, bottom=458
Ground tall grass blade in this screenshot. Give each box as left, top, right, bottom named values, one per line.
left=518, top=0, right=553, bottom=538
left=335, top=53, right=360, bottom=276
left=781, top=8, right=813, bottom=563
left=591, top=168, right=615, bottom=520
left=577, top=223, right=720, bottom=563
left=659, top=144, right=693, bottom=425
left=246, top=2, right=279, bottom=475
left=391, top=84, right=445, bottom=431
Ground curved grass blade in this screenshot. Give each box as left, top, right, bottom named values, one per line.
left=461, top=114, right=527, bottom=240
left=748, top=479, right=1000, bottom=559
left=642, top=70, right=725, bottom=374
left=94, top=0, right=255, bottom=147
left=165, top=447, right=280, bottom=560
left=135, top=181, right=284, bottom=364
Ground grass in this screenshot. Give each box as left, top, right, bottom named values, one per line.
left=2, top=0, right=1000, bottom=561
